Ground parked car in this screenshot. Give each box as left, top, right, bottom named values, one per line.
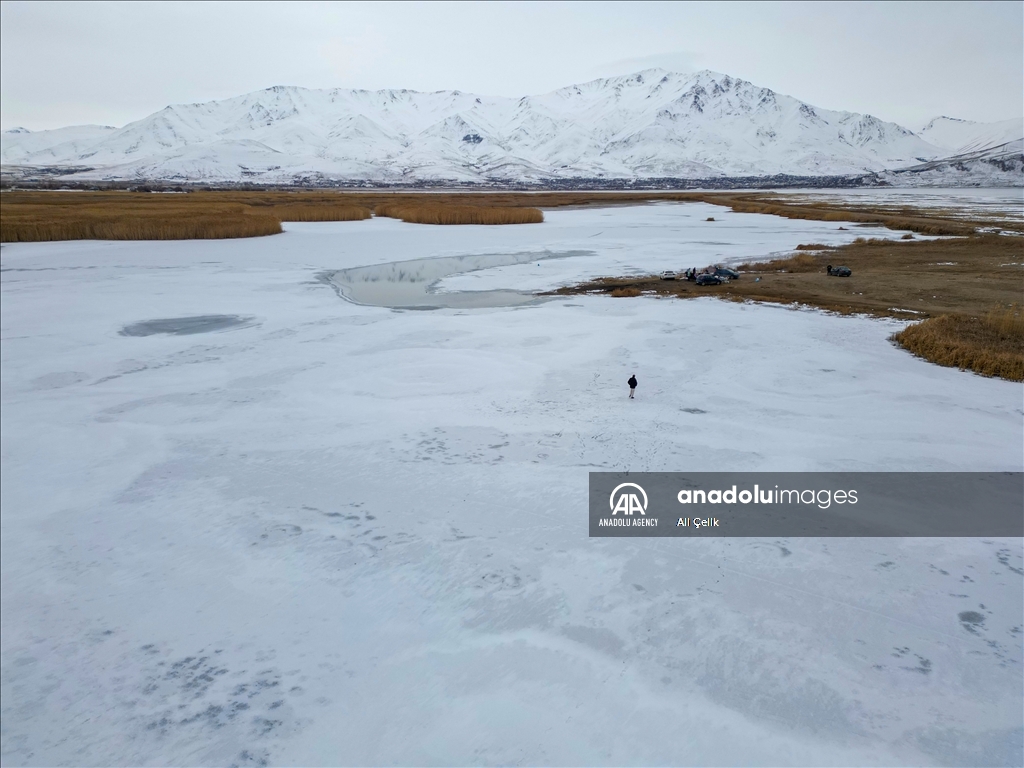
left=713, top=267, right=740, bottom=280
left=826, top=265, right=852, bottom=277
left=696, top=273, right=723, bottom=286
left=661, top=271, right=678, bottom=280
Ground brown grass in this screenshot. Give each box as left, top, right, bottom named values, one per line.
left=892, top=310, right=1024, bottom=381
left=716, top=197, right=986, bottom=236
left=741, top=253, right=824, bottom=273
left=565, top=235, right=1024, bottom=319
left=374, top=203, right=543, bottom=225
left=0, top=199, right=282, bottom=241
left=270, top=204, right=371, bottom=222
left=610, top=286, right=642, bottom=297
left=0, top=191, right=551, bottom=240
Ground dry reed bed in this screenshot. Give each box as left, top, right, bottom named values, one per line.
left=892, top=311, right=1024, bottom=381
left=0, top=192, right=553, bottom=241
left=374, top=203, right=543, bottom=225
left=268, top=203, right=371, bottom=222
left=1, top=217, right=284, bottom=242
left=610, top=286, right=643, bottom=298
left=0, top=195, right=375, bottom=242
left=3, top=189, right=1012, bottom=242
left=0, top=200, right=283, bottom=241
left=719, top=198, right=983, bottom=236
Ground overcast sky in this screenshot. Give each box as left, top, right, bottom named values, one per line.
left=1, top=0, right=1021, bottom=131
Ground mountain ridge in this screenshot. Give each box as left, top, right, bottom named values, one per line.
left=3, top=69, right=1021, bottom=185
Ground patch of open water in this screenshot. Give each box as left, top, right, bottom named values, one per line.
left=120, top=315, right=257, bottom=336
left=324, top=249, right=591, bottom=309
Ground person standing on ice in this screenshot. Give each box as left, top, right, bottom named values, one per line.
left=627, top=373, right=638, bottom=399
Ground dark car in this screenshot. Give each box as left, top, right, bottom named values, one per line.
left=696, top=273, right=723, bottom=286
left=713, top=267, right=740, bottom=280
left=827, top=265, right=852, bottom=277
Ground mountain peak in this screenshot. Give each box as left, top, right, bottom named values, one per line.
left=921, top=115, right=973, bottom=131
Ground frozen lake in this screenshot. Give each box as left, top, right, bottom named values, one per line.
left=1, top=202, right=1022, bottom=766
left=772, top=186, right=1024, bottom=223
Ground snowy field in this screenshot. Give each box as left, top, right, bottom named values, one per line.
left=1, top=202, right=1022, bottom=766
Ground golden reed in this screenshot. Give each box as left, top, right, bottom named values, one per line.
left=892, top=310, right=1024, bottom=381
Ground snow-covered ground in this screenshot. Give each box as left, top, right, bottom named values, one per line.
left=2, top=203, right=1021, bottom=766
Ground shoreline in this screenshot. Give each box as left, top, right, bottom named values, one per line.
left=545, top=234, right=1024, bottom=380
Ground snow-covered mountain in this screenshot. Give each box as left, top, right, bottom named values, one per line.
left=871, top=138, right=1024, bottom=187
left=1, top=70, right=1019, bottom=184
left=917, top=116, right=1024, bottom=155
left=0, top=123, right=118, bottom=165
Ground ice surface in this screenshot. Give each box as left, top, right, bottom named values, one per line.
left=1, top=202, right=1021, bottom=766
left=771, top=187, right=1024, bottom=220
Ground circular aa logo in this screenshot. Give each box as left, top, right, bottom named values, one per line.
left=609, top=482, right=648, bottom=516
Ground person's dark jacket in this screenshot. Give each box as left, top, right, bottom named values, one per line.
left=628, top=376, right=638, bottom=388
